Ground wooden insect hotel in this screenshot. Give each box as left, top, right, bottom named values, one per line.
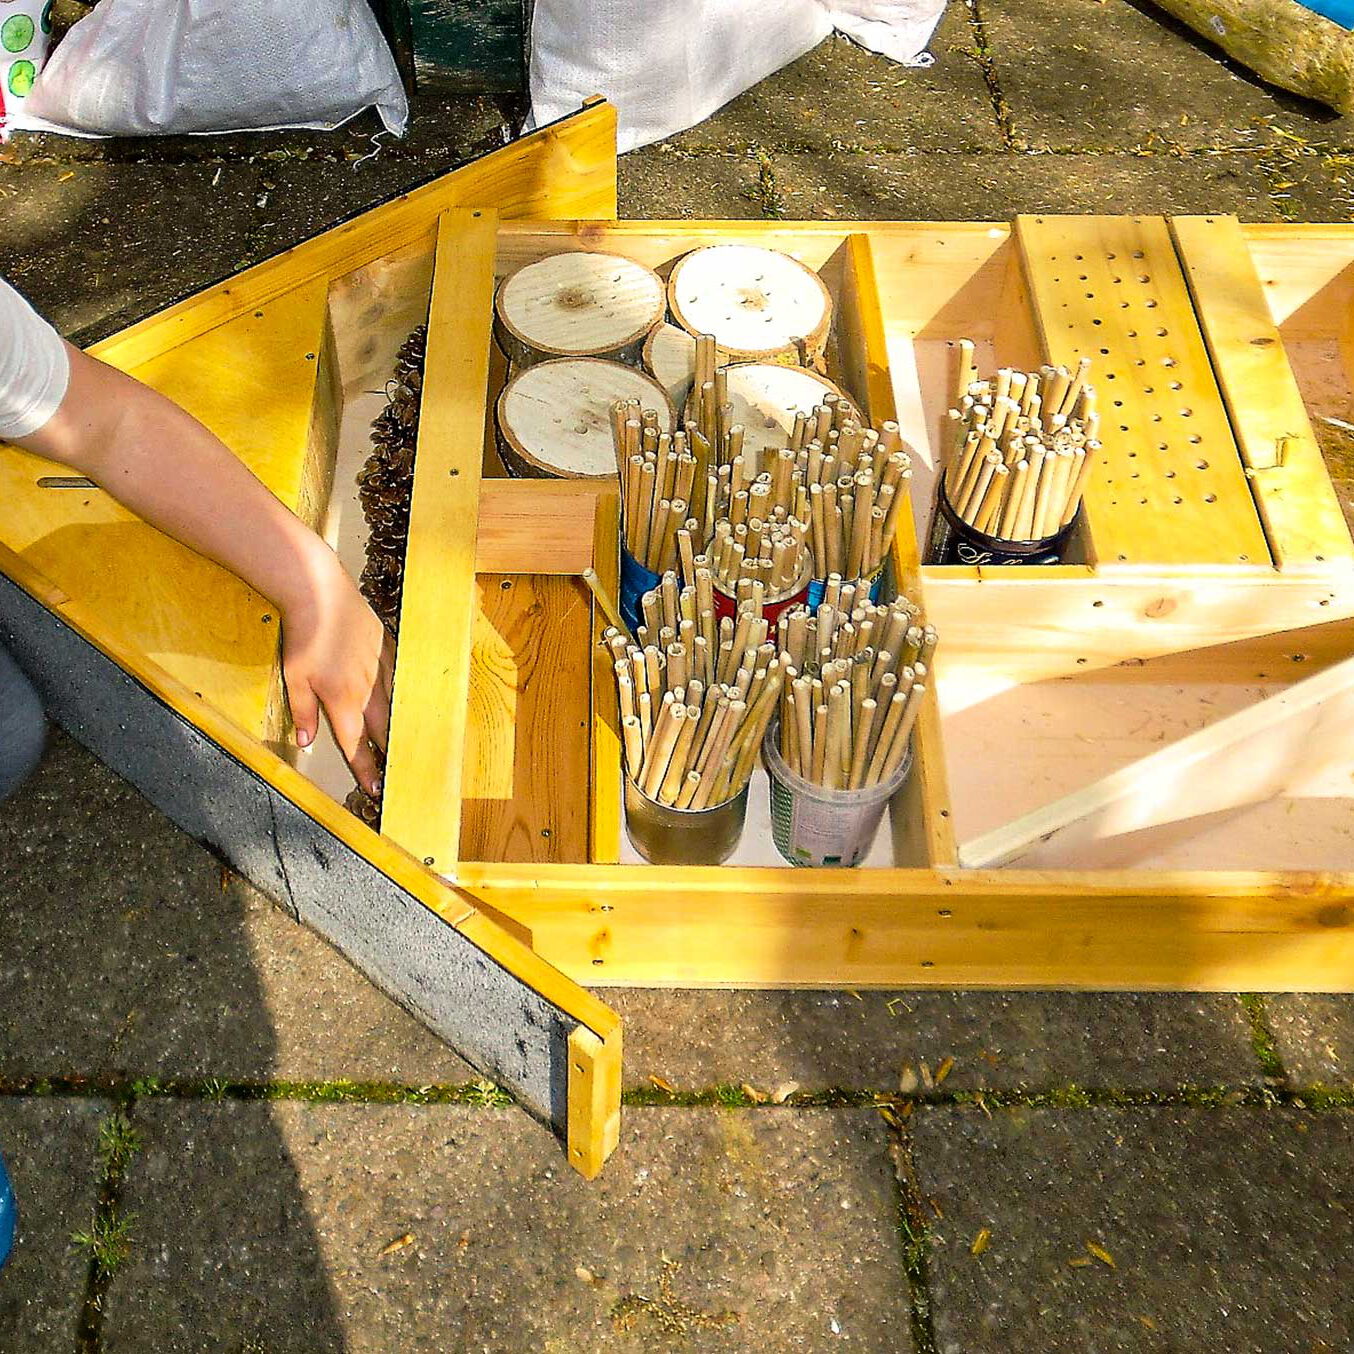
left=6, top=101, right=1354, bottom=1178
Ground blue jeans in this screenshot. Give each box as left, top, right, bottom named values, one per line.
left=0, top=643, right=44, bottom=803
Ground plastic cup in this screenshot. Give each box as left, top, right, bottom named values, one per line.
left=762, top=717, right=912, bottom=868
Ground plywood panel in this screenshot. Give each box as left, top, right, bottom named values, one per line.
left=0, top=279, right=334, bottom=742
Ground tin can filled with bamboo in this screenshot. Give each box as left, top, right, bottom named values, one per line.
left=926, top=343, right=1098, bottom=566
left=591, top=566, right=785, bottom=866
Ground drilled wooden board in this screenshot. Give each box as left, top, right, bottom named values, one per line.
left=460, top=573, right=593, bottom=864
left=1016, top=215, right=1272, bottom=568
left=1172, top=215, right=1354, bottom=573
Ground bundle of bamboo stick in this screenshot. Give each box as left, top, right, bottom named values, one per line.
left=776, top=580, right=935, bottom=791
left=616, top=336, right=913, bottom=588
left=612, top=399, right=705, bottom=573
left=594, top=553, right=785, bottom=811
left=943, top=342, right=1101, bottom=543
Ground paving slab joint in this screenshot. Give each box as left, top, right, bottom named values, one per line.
left=1239, top=993, right=1290, bottom=1091
left=72, top=1106, right=141, bottom=1353
left=889, top=1115, right=940, bottom=1354
left=961, top=0, right=1018, bottom=150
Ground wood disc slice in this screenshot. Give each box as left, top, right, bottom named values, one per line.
left=497, top=358, right=675, bottom=480
left=689, top=364, right=856, bottom=460
left=495, top=252, right=666, bottom=368
left=642, top=322, right=697, bottom=410
left=668, top=245, right=833, bottom=364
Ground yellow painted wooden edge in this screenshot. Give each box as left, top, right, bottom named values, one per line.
left=88, top=100, right=619, bottom=372
left=1171, top=214, right=1354, bottom=571
left=455, top=860, right=1354, bottom=992
left=381, top=208, right=498, bottom=871
left=567, top=1025, right=623, bottom=1179
left=590, top=488, right=623, bottom=864
left=0, top=537, right=620, bottom=1044
left=844, top=232, right=958, bottom=866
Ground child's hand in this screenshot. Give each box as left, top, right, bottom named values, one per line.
left=280, top=547, right=393, bottom=797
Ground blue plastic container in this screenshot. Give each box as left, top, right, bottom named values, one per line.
left=0, top=1147, right=15, bottom=1271
left=619, top=547, right=661, bottom=635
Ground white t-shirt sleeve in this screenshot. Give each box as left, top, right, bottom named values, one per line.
left=0, top=277, right=71, bottom=441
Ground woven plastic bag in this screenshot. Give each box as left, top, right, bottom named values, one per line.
left=529, top=0, right=834, bottom=153
left=825, top=0, right=945, bottom=65
left=16, top=0, right=407, bottom=138
left=528, top=0, right=945, bottom=152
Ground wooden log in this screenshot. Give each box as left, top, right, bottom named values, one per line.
left=1144, top=0, right=1354, bottom=114
left=495, top=251, right=666, bottom=367
left=642, top=322, right=698, bottom=410
left=691, top=363, right=857, bottom=461
left=496, top=359, right=674, bottom=480
left=668, top=244, right=833, bottom=365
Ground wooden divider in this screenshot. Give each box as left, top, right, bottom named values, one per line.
left=382, top=209, right=499, bottom=873
left=1172, top=214, right=1354, bottom=573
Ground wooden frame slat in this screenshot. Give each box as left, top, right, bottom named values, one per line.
left=1172, top=213, right=1354, bottom=573
left=382, top=209, right=499, bottom=872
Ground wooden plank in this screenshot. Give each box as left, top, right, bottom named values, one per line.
left=457, top=861, right=1354, bottom=990
left=567, top=1026, right=623, bottom=1180
left=837, top=232, right=957, bottom=867
left=459, top=573, right=593, bottom=864
left=89, top=101, right=618, bottom=373
left=589, top=489, right=623, bottom=865
left=959, top=649, right=1354, bottom=870
left=1238, top=224, right=1354, bottom=337
left=1172, top=215, right=1354, bottom=573
left=0, top=277, right=335, bottom=745
left=921, top=566, right=1354, bottom=681
left=1015, top=215, right=1272, bottom=568
left=475, top=479, right=604, bottom=575
left=382, top=209, right=498, bottom=873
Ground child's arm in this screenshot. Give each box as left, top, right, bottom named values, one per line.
left=18, top=342, right=392, bottom=796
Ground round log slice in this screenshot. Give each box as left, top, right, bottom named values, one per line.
left=495, top=251, right=666, bottom=367
left=642, top=322, right=697, bottom=410
left=496, top=358, right=675, bottom=480
left=688, top=363, right=856, bottom=460
left=668, top=245, right=833, bottom=364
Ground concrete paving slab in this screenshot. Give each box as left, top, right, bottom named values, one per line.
left=0, top=1098, right=104, bottom=1352
left=104, top=1100, right=910, bottom=1352
left=981, top=0, right=1354, bottom=152
left=609, top=989, right=1259, bottom=1093
left=1267, top=995, right=1354, bottom=1086
left=0, top=732, right=473, bottom=1087
left=771, top=147, right=1280, bottom=220
left=666, top=23, right=1003, bottom=155
left=911, top=1104, right=1354, bottom=1352
left=619, top=147, right=770, bottom=220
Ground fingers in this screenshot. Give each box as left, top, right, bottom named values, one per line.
left=287, top=671, right=321, bottom=750
left=366, top=632, right=396, bottom=754
left=330, top=703, right=383, bottom=798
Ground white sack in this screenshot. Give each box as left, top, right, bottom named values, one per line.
left=529, top=0, right=945, bottom=153
left=529, top=0, right=834, bottom=153
left=822, top=0, right=945, bottom=66
left=17, top=0, right=407, bottom=138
